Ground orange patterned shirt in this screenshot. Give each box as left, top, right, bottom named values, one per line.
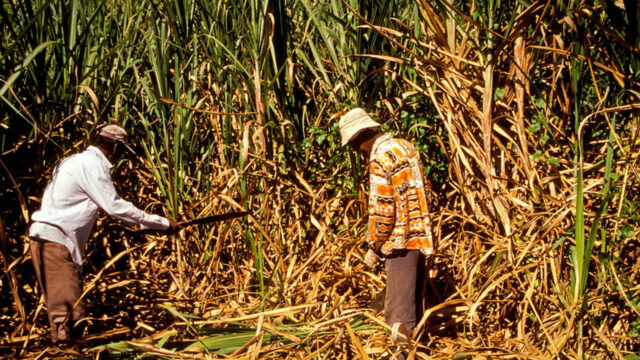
left=368, top=134, right=434, bottom=255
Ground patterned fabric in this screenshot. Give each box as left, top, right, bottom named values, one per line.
left=368, top=134, right=434, bottom=255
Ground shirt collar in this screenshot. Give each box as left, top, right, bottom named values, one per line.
left=87, top=145, right=113, bottom=169
left=370, top=133, right=393, bottom=160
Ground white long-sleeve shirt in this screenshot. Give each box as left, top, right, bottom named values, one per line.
left=29, top=146, right=170, bottom=265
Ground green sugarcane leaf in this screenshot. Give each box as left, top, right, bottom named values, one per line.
left=0, top=40, right=59, bottom=98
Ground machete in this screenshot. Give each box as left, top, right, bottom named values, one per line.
left=134, top=211, right=250, bottom=235
left=179, top=211, right=250, bottom=226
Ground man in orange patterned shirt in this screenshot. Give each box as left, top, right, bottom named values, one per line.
left=340, top=108, right=433, bottom=354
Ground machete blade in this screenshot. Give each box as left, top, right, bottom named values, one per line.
left=134, top=211, right=250, bottom=235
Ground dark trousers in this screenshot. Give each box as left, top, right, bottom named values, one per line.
left=385, top=249, right=424, bottom=343
left=30, top=238, right=84, bottom=344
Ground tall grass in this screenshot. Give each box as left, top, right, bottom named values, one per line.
left=376, top=0, right=640, bottom=356
left=1, top=0, right=639, bottom=358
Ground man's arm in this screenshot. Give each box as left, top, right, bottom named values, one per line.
left=367, top=153, right=395, bottom=251
left=79, top=163, right=172, bottom=230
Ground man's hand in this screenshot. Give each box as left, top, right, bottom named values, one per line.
left=364, top=249, right=380, bottom=268
left=168, top=219, right=183, bottom=231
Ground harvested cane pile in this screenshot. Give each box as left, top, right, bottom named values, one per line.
left=1, top=0, right=640, bottom=359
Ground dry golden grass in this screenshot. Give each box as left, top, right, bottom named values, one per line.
left=2, top=1, right=640, bottom=359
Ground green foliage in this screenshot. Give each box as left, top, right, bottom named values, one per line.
left=90, top=312, right=379, bottom=356
left=630, top=317, right=640, bottom=338
left=626, top=353, right=640, bottom=360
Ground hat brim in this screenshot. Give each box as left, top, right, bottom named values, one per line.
left=342, top=124, right=380, bottom=147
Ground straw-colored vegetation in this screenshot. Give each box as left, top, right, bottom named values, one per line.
left=1, top=0, right=639, bottom=358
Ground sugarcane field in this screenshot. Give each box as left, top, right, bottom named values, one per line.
left=1, top=0, right=640, bottom=359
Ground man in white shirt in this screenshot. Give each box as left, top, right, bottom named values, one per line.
left=29, top=124, right=181, bottom=346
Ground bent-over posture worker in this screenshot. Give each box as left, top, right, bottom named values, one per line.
left=339, top=108, right=433, bottom=356
left=29, top=124, right=180, bottom=346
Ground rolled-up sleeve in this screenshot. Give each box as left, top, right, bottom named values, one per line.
left=80, top=163, right=170, bottom=230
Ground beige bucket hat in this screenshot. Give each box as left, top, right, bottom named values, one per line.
left=96, top=123, right=136, bottom=155
left=339, top=108, right=381, bottom=147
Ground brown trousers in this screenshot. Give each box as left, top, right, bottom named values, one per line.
left=385, top=249, right=424, bottom=344
left=30, top=238, right=84, bottom=343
